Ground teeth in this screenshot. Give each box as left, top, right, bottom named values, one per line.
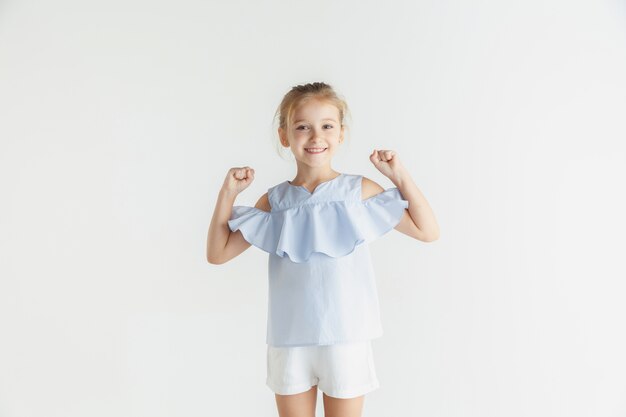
left=305, top=148, right=326, bottom=153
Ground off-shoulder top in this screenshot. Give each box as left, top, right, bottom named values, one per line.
left=228, top=173, right=409, bottom=347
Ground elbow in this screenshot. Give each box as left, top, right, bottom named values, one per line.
left=207, top=256, right=225, bottom=265
left=423, top=234, right=439, bottom=243
left=414, top=227, right=440, bottom=243
left=423, top=229, right=440, bottom=242
left=206, top=251, right=226, bottom=265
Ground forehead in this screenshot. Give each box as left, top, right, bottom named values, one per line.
left=292, top=99, right=340, bottom=122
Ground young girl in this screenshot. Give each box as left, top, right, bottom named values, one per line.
left=206, top=82, right=439, bottom=417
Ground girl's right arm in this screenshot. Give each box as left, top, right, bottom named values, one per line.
left=206, top=166, right=268, bottom=265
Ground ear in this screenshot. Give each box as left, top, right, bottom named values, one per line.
left=278, top=127, right=290, bottom=147
left=339, top=125, right=345, bottom=143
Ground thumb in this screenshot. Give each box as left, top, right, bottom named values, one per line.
left=370, top=149, right=380, bottom=165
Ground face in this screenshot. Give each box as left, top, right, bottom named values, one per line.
left=279, top=99, right=344, bottom=168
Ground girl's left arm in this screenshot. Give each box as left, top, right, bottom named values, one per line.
left=370, top=149, right=440, bottom=242
left=392, top=170, right=440, bottom=242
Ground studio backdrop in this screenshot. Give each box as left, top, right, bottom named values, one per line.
left=1, top=0, right=625, bottom=416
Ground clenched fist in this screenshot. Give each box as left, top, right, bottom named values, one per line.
left=222, top=166, right=255, bottom=195
left=369, top=149, right=406, bottom=181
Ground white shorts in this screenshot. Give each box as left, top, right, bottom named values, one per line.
left=266, top=340, right=380, bottom=399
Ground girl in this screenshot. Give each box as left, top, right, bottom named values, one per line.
left=206, top=82, right=439, bottom=417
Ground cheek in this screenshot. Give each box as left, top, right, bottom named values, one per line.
left=292, top=134, right=309, bottom=143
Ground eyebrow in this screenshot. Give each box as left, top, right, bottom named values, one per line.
left=293, top=118, right=338, bottom=124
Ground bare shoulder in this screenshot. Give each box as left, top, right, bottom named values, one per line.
left=254, top=192, right=271, bottom=212
left=361, top=176, right=385, bottom=200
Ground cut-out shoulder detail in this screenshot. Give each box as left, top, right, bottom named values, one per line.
left=254, top=192, right=271, bottom=212
left=361, top=176, right=385, bottom=200
left=228, top=188, right=409, bottom=263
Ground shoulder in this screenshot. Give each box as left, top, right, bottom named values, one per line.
left=254, top=192, right=271, bottom=212
left=254, top=193, right=272, bottom=211
left=360, top=176, right=385, bottom=200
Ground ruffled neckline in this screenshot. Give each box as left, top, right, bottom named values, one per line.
left=286, top=173, right=344, bottom=195
left=228, top=187, right=409, bottom=263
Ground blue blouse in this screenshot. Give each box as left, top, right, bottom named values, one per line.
left=227, top=173, right=409, bottom=347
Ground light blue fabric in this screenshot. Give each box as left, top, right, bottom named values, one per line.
left=228, top=173, right=409, bottom=347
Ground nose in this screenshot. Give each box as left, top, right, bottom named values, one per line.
left=312, top=126, right=325, bottom=139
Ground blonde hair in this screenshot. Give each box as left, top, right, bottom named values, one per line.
left=272, top=82, right=352, bottom=160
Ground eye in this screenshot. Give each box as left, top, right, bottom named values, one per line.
left=296, top=125, right=308, bottom=130
left=324, top=124, right=333, bottom=129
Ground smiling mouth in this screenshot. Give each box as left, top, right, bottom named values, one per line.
left=305, top=147, right=327, bottom=154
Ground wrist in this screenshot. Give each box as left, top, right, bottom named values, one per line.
left=390, top=168, right=410, bottom=187
left=219, top=187, right=239, bottom=201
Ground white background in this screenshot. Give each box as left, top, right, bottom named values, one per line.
left=1, top=0, right=625, bottom=416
